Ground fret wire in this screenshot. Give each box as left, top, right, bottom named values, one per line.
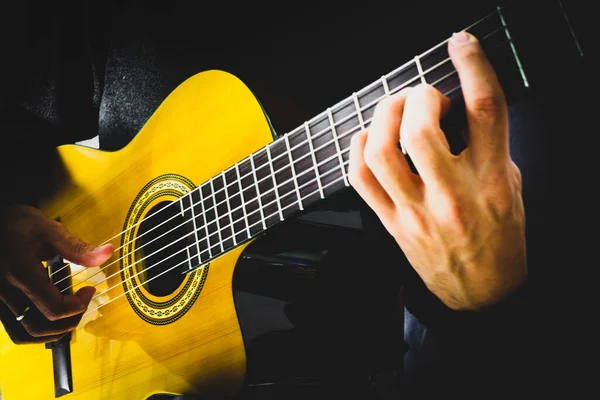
left=304, top=121, right=325, bottom=199
left=497, top=6, right=529, bottom=88
left=222, top=171, right=237, bottom=245
left=242, top=21, right=507, bottom=188
left=326, top=108, right=349, bottom=187
left=209, top=178, right=224, bottom=253
left=198, top=35, right=483, bottom=237
left=352, top=92, right=366, bottom=130
left=188, top=192, right=202, bottom=262
left=191, top=59, right=463, bottom=243
left=382, top=74, right=406, bottom=154
left=224, top=143, right=352, bottom=241
left=351, top=7, right=502, bottom=106
left=196, top=66, right=464, bottom=246
left=250, top=152, right=267, bottom=230
left=178, top=196, right=185, bottom=217
left=244, top=158, right=351, bottom=233
left=186, top=247, right=192, bottom=271
left=235, top=162, right=251, bottom=238
left=381, top=75, right=390, bottom=94
left=414, top=56, right=426, bottom=83
left=266, top=143, right=284, bottom=221
left=306, top=52, right=453, bottom=149
left=199, top=183, right=212, bottom=259
left=284, top=133, right=304, bottom=210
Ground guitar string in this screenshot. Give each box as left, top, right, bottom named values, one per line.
left=78, top=159, right=353, bottom=325
left=83, top=72, right=470, bottom=306
left=82, top=68, right=464, bottom=321
left=48, top=6, right=505, bottom=281
left=55, top=25, right=510, bottom=296
left=49, top=36, right=465, bottom=283
left=66, top=58, right=466, bottom=298
left=57, top=52, right=458, bottom=292
left=81, top=77, right=461, bottom=319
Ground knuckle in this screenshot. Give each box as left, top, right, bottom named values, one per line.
left=379, top=142, right=398, bottom=163
left=471, top=92, right=506, bottom=122
left=4, top=271, right=30, bottom=293
left=402, top=125, right=429, bottom=151
left=483, top=169, right=517, bottom=220
left=75, top=239, right=90, bottom=256
left=512, top=162, right=523, bottom=189
left=433, top=192, right=469, bottom=234
left=40, top=304, right=62, bottom=322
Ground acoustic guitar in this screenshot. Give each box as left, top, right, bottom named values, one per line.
left=0, top=2, right=586, bottom=399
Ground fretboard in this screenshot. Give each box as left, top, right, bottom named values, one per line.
left=178, top=5, right=528, bottom=272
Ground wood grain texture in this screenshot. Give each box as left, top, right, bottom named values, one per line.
left=0, top=70, right=274, bottom=400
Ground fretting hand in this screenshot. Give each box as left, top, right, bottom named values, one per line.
left=0, top=204, right=113, bottom=343
left=349, top=31, right=527, bottom=311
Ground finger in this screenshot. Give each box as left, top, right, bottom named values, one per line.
left=400, top=84, right=453, bottom=187
left=0, top=301, right=65, bottom=344
left=0, top=283, right=85, bottom=337
left=448, top=31, right=509, bottom=164
left=21, top=305, right=85, bottom=337
left=7, top=259, right=96, bottom=320
left=349, top=129, right=395, bottom=219
left=363, top=90, right=421, bottom=206
left=42, top=219, right=114, bottom=267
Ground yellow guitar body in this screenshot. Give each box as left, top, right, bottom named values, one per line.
left=0, top=70, right=274, bottom=399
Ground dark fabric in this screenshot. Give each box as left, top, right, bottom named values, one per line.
left=0, top=1, right=595, bottom=398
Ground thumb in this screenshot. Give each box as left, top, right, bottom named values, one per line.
left=45, top=221, right=114, bottom=267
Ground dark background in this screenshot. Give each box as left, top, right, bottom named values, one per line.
left=0, top=0, right=596, bottom=398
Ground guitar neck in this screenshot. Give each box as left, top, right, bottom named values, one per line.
left=179, top=1, right=583, bottom=273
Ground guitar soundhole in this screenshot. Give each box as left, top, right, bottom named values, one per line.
left=134, top=200, right=191, bottom=297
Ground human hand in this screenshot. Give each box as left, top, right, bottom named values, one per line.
left=0, top=204, right=113, bottom=343
left=349, top=31, right=526, bottom=311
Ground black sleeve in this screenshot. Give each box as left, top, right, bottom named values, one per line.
left=0, top=0, right=111, bottom=207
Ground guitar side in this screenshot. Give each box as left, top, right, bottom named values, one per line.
left=0, top=70, right=274, bottom=399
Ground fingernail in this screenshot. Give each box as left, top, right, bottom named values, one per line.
left=92, top=244, right=108, bottom=253
left=451, top=31, right=472, bottom=47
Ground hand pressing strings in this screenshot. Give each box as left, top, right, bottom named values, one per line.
left=349, top=31, right=527, bottom=311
